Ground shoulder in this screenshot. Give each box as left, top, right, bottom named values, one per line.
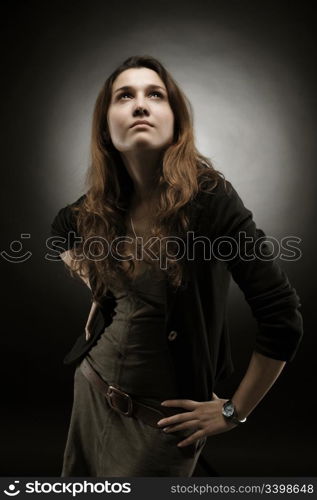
left=191, top=178, right=253, bottom=236
left=50, top=194, right=86, bottom=237
left=190, top=176, right=237, bottom=216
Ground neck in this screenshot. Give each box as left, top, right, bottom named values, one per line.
left=120, top=149, right=163, bottom=202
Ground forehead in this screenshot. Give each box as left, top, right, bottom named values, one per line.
left=112, top=67, right=166, bottom=92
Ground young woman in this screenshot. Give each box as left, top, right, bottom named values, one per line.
left=50, top=55, right=303, bottom=477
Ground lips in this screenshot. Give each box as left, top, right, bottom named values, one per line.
left=130, top=121, right=153, bottom=128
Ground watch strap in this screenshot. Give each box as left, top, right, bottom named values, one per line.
left=230, top=414, right=247, bottom=425
left=222, top=399, right=247, bottom=425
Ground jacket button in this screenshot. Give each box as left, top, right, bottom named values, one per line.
left=168, top=330, right=178, bottom=341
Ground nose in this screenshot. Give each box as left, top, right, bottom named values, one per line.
left=133, top=105, right=149, bottom=117
left=132, top=96, right=150, bottom=116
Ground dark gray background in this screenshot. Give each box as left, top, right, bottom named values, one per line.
left=1, top=0, right=315, bottom=476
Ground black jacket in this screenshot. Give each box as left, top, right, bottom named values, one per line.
left=50, top=179, right=303, bottom=401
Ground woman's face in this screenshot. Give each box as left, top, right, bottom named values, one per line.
left=107, top=67, right=174, bottom=153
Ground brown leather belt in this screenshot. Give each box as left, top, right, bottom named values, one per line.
left=79, top=358, right=187, bottom=429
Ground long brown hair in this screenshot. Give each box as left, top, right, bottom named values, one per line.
left=67, top=55, right=226, bottom=304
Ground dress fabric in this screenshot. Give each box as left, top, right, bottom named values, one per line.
left=61, top=263, right=207, bottom=477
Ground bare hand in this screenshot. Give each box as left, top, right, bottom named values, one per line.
left=156, top=395, right=237, bottom=447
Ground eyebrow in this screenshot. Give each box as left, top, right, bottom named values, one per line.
left=113, top=84, right=166, bottom=95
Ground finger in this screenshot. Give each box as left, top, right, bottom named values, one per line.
left=177, top=429, right=206, bottom=448
left=157, top=411, right=197, bottom=427
left=161, top=399, right=200, bottom=410
left=211, top=392, right=219, bottom=400
left=163, top=419, right=200, bottom=433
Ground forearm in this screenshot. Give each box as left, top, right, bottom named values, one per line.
left=60, top=250, right=91, bottom=289
left=231, top=350, right=286, bottom=420
left=60, top=250, right=99, bottom=339
left=85, top=300, right=99, bottom=340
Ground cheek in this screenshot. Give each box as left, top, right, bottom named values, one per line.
left=108, top=111, right=124, bottom=138
left=161, top=110, right=174, bottom=137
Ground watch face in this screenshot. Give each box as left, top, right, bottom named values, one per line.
left=223, top=401, right=234, bottom=418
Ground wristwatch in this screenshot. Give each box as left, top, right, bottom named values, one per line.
left=222, top=400, right=247, bottom=425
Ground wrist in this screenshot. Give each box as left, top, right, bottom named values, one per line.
left=230, top=397, right=249, bottom=421
left=222, top=399, right=247, bottom=425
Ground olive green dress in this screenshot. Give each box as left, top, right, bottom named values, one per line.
left=61, top=262, right=207, bottom=477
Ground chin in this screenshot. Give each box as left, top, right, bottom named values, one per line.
left=131, top=140, right=157, bottom=150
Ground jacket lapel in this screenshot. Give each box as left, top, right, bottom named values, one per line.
left=165, top=280, right=178, bottom=329
left=164, top=263, right=191, bottom=330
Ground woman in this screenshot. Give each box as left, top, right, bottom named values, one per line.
left=50, top=55, right=304, bottom=477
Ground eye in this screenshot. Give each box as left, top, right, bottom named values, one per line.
left=149, top=91, right=164, bottom=98
left=118, top=92, right=132, bottom=100
left=117, top=91, right=164, bottom=100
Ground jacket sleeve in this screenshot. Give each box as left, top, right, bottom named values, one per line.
left=207, top=179, right=303, bottom=362
left=50, top=195, right=86, bottom=259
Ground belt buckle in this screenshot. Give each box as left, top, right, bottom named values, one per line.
left=106, top=385, right=133, bottom=416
